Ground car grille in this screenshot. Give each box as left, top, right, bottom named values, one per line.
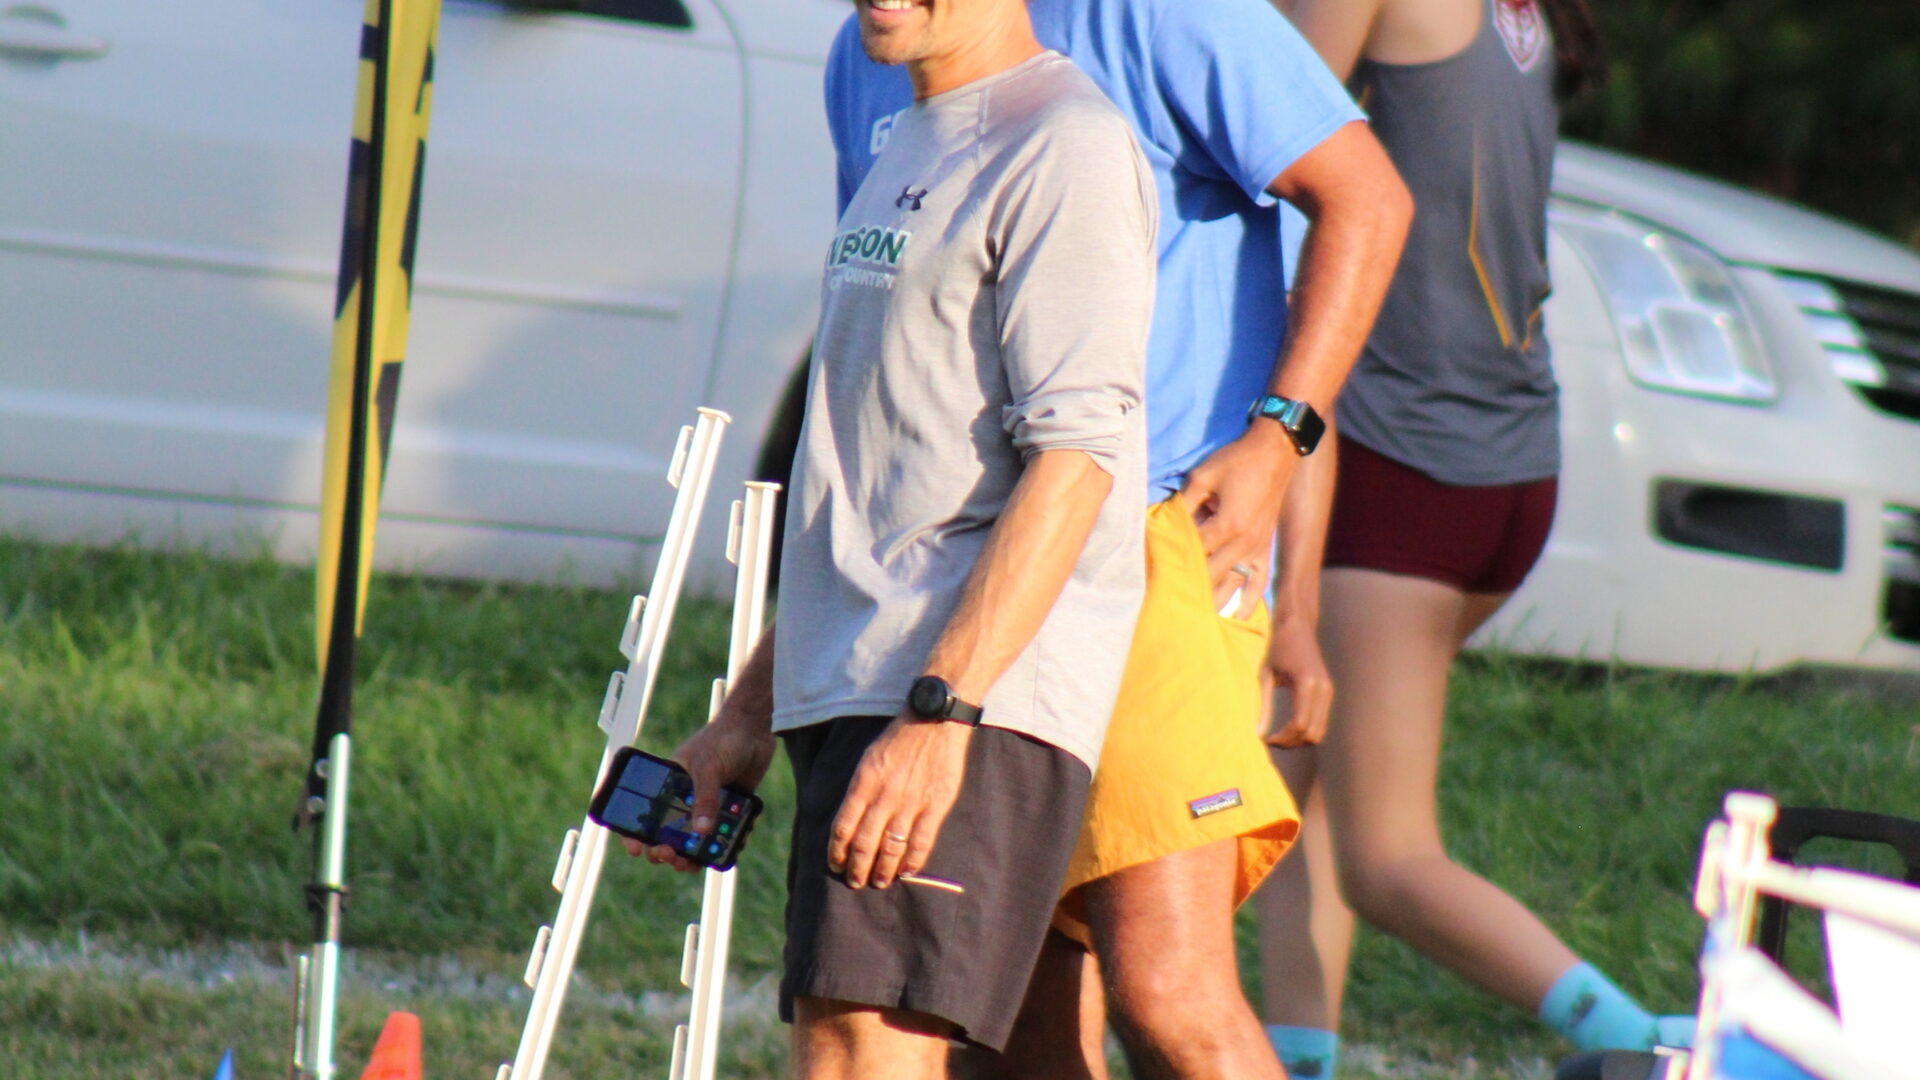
left=1777, top=274, right=1920, bottom=421
left=1888, top=505, right=1920, bottom=646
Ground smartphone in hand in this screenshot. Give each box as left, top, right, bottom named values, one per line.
left=589, top=746, right=764, bottom=871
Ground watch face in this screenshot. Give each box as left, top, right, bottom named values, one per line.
left=909, top=677, right=949, bottom=718
left=1291, top=405, right=1326, bottom=455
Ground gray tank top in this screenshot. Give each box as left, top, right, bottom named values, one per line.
left=1336, top=0, right=1561, bottom=485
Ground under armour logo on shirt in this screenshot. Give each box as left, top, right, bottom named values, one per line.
left=897, top=186, right=928, bottom=211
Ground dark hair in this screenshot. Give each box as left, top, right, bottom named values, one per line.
left=1538, top=0, right=1605, bottom=100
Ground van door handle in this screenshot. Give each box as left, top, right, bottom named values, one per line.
left=0, top=21, right=111, bottom=60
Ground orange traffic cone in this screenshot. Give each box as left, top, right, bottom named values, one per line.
left=359, top=1011, right=422, bottom=1080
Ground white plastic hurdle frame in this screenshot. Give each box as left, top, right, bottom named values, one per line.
left=671, top=479, right=781, bottom=1080
left=496, top=408, right=731, bottom=1080
left=1686, top=792, right=1920, bottom=1080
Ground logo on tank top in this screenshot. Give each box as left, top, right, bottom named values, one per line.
left=1495, top=0, right=1547, bottom=73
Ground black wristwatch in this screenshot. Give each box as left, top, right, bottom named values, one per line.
left=1247, top=394, right=1326, bottom=457
left=906, top=675, right=983, bottom=726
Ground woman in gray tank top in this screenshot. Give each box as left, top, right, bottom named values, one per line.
left=1254, top=2, right=1692, bottom=1075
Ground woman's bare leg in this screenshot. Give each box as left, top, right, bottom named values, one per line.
left=1258, top=567, right=1578, bottom=1038
left=1257, top=755, right=1354, bottom=1030
left=1313, top=568, right=1578, bottom=1008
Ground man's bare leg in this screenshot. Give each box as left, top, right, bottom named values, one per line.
left=1088, top=838, right=1284, bottom=1080
left=1256, top=763, right=1354, bottom=1031
left=951, top=930, right=1108, bottom=1080
left=793, top=998, right=954, bottom=1080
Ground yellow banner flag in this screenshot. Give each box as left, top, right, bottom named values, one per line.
left=306, top=0, right=442, bottom=813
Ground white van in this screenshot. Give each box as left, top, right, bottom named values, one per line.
left=0, top=0, right=844, bottom=585
left=3, top=0, right=1917, bottom=672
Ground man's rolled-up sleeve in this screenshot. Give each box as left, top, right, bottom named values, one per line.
left=994, top=113, right=1158, bottom=475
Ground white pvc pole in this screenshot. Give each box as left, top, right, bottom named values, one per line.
left=675, top=481, right=780, bottom=1080
left=1688, top=791, right=1778, bottom=1080
left=496, top=408, right=731, bottom=1080
left=1745, top=861, right=1920, bottom=943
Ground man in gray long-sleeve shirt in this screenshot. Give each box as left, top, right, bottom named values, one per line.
left=626, top=0, right=1158, bottom=1075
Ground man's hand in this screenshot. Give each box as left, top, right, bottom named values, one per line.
left=1264, top=609, right=1332, bottom=747
left=828, top=716, right=972, bottom=890
left=626, top=714, right=778, bottom=873
left=1182, top=421, right=1298, bottom=617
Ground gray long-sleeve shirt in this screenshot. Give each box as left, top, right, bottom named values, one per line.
left=772, top=52, right=1157, bottom=770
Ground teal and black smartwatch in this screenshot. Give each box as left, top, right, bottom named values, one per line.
left=1247, top=394, right=1326, bottom=457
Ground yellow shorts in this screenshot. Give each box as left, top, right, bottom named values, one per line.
left=1054, top=497, right=1301, bottom=946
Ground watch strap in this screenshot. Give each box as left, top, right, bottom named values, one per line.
left=1247, top=394, right=1326, bottom=456
left=940, top=697, right=983, bottom=726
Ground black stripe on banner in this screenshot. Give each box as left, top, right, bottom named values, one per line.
left=374, top=363, right=402, bottom=484
left=398, top=143, right=425, bottom=291
left=333, top=140, right=371, bottom=319
left=417, top=46, right=434, bottom=113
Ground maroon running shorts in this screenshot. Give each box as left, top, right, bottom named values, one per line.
left=1323, top=434, right=1558, bottom=595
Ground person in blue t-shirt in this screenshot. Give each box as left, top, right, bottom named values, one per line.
left=827, top=1, right=1410, bottom=1077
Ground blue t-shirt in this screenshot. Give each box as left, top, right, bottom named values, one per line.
left=825, top=0, right=1362, bottom=498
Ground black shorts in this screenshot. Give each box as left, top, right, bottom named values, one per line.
left=777, top=715, right=1091, bottom=1051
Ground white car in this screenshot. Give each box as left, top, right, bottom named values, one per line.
left=3, top=0, right=1917, bottom=673
left=1486, top=146, right=1920, bottom=673
left=0, top=0, right=849, bottom=588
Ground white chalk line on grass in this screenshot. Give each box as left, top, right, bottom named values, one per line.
left=0, top=931, right=784, bottom=1031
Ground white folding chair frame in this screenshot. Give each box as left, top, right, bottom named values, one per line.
left=1686, top=792, right=1920, bottom=1080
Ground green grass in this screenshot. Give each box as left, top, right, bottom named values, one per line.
left=1, top=535, right=1916, bottom=1078
left=0, top=935, right=787, bottom=1080
left=1277, top=657, right=1920, bottom=1070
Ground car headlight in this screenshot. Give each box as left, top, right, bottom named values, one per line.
left=1553, top=202, right=1777, bottom=403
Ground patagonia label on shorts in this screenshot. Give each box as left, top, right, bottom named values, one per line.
left=1188, top=789, right=1243, bottom=819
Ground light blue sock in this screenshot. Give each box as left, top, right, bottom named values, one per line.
left=1539, top=962, right=1690, bottom=1051
left=1267, top=1025, right=1339, bottom=1079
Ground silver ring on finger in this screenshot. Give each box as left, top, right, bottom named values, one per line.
left=1231, top=562, right=1255, bottom=579
left=885, top=830, right=911, bottom=844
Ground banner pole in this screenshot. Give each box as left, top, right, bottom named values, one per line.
left=293, top=2, right=440, bottom=1076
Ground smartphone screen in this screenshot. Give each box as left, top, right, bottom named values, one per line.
left=596, top=752, right=677, bottom=834
left=591, top=748, right=760, bottom=869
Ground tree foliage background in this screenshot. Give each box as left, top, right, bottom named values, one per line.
left=1565, top=0, right=1920, bottom=247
